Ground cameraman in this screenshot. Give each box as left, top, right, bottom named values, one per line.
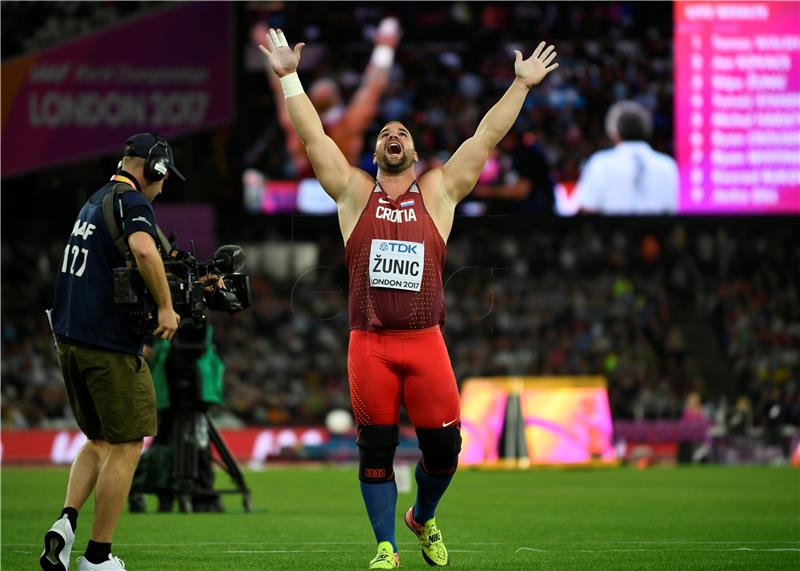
left=41, top=133, right=183, bottom=571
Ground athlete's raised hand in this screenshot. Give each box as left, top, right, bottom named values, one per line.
left=373, top=16, right=402, bottom=49
left=514, top=42, right=559, bottom=88
left=259, top=28, right=305, bottom=78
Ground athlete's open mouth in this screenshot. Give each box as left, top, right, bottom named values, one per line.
left=387, top=141, right=402, bottom=156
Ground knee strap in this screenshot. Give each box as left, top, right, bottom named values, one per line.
left=416, top=426, right=462, bottom=477
left=357, top=425, right=399, bottom=483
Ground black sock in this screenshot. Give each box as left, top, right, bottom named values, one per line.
left=60, top=507, right=78, bottom=532
left=84, top=540, right=111, bottom=564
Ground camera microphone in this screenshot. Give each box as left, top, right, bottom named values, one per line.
left=211, top=245, right=246, bottom=274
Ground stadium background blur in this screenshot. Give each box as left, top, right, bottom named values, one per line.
left=1, top=1, right=798, bottom=464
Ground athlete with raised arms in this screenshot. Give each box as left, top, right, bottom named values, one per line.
left=253, top=17, right=401, bottom=178
left=260, top=27, right=558, bottom=569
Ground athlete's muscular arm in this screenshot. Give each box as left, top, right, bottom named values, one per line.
left=259, top=29, right=356, bottom=201
left=343, top=18, right=401, bottom=135
left=437, top=42, right=559, bottom=204
left=255, top=23, right=307, bottom=168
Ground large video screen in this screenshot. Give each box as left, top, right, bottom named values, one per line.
left=243, top=2, right=799, bottom=216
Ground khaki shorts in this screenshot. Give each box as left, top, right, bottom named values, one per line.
left=57, top=342, right=157, bottom=443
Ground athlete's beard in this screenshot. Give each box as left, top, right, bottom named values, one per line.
left=376, top=148, right=414, bottom=174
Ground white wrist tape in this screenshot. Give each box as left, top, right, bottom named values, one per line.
left=370, top=45, right=395, bottom=68
left=280, top=72, right=304, bottom=98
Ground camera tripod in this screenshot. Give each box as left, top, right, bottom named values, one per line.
left=129, top=326, right=251, bottom=514
left=170, top=406, right=251, bottom=514
left=129, top=406, right=251, bottom=514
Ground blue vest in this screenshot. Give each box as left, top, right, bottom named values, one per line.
left=51, top=180, right=156, bottom=355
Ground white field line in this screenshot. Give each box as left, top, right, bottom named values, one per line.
left=225, top=550, right=335, bottom=553
left=223, top=549, right=484, bottom=554
left=516, top=547, right=800, bottom=554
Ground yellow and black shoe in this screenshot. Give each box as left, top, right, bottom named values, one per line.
left=368, top=541, right=400, bottom=569
left=404, top=507, right=448, bottom=566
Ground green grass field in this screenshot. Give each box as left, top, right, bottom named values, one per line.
left=2, top=465, right=798, bottom=570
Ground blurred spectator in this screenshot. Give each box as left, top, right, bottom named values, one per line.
left=682, top=391, right=707, bottom=423
left=727, top=396, right=753, bottom=437
left=575, top=100, right=678, bottom=214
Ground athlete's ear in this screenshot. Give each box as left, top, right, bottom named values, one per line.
left=373, top=153, right=377, bottom=165
left=413, top=151, right=419, bottom=163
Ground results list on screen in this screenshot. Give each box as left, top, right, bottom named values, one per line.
left=675, top=1, right=800, bottom=213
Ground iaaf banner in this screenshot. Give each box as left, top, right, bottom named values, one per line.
left=1, top=3, right=233, bottom=178
left=0, top=428, right=329, bottom=466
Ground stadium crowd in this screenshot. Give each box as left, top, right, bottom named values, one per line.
left=2, top=1, right=155, bottom=56
left=3, top=222, right=798, bottom=443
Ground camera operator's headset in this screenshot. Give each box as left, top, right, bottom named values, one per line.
left=102, top=136, right=174, bottom=259
left=140, top=134, right=171, bottom=182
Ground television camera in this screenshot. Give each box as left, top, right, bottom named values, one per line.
left=113, top=244, right=251, bottom=334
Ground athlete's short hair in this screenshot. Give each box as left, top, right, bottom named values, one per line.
left=379, top=120, right=414, bottom=139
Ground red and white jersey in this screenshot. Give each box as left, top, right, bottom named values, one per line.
left=345, top=181, right=446, bottom=331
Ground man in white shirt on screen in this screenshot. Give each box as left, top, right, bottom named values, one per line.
left=576, top=100, right=678, bottom=215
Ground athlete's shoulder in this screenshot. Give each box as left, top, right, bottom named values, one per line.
left=346, top=168, right=377, bottom=197
left=338, top=168, right=376, bottom=214
left=417, top=167, right=445, bottom=192
left=420, top=168, right=460, bottom=207
left=352, top=167, right=376, bottom=185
